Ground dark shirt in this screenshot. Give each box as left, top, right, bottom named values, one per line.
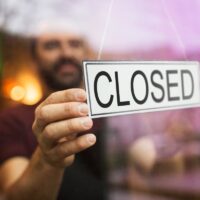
left=0, top=103, right=107, bottom=200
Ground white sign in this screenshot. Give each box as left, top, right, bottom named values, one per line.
left=83, top=61, right=200, bottom=118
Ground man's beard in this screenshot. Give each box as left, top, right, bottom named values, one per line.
left=38, top=57, right=83, bottom=91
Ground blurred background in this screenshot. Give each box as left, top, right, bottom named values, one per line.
left=1, top=0, right=200, bottom=199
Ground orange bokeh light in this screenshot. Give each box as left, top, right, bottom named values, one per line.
left=10, top=85, right=26, bottom=101
left=3, top=71, right=43, bottom=105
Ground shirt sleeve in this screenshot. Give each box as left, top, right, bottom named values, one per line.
left=0, top=108, right=29, bottom=165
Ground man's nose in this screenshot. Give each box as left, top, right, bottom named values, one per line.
left=61, top=45, right=74, bottom=57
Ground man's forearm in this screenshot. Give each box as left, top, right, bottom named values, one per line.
left=5, top=148, right=64, bottom=200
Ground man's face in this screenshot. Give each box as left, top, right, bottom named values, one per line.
left=34, top=33, right=88, bottom=91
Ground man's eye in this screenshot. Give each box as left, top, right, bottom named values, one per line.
left=69, top=40, right=83, bottom=48
left=43, top=41, right=60, bottom=50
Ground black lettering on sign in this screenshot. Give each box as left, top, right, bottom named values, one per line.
left=115, top=71, right=130, bottom=106
left=166, top=70, right=180, bottom=101
left=94, top=71, right=113, bottom=108
left=181, top=70, right=194, bottom=100
left=131, top=70, right=149, bottom=104
left=151, top=70, right=165, bottom=103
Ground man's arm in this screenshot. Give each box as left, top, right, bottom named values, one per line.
left=0, top=157, right=29, bottom=193
left=0, top=89, right=96, bottom=200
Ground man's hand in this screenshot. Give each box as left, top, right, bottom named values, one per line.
left=32, top=88, right=96, bottom=168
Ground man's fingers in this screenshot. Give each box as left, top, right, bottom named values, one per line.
left=34, top=97, right=89, bottom=132
left=50, top=133, right=96, bottom=161
left=33, top=89, right=87, bottom=132
left=43, top=88, right=86, bottom=106
left=40, top=117, right=93, bottom=149
left=38, top=102, right=89, bottom=124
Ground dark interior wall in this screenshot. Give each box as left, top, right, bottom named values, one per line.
left=0, top=33, right=36, bottom=110
left=3, top=33, right=33, bottom=78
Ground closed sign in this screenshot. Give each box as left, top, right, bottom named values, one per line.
left=83, top=61, right=200, bottom=118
